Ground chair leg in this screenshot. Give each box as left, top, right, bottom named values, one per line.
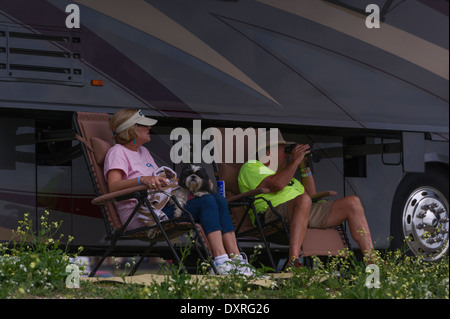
left=338, top=222, right=352, bottom=250
left=89, top=238, right=117, bottom=277
left=127, top=242, right=156, bottom=276
left=191, top=222, right=218, bottom=274
left=252, top=199, right=290, bottom=272
left=89, top=251, right=109, bottom=277
left=143, top=197, right=183, bottom=267
left=253, top=212, right=278, bottom=272
left=303, top=256, right=313, bottom=268
left=233, top=209, right=248, bottom=258
left=191, top=229, right=209, bottom=269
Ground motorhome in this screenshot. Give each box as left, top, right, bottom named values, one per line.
left=0, top=0, right=448, bottom=262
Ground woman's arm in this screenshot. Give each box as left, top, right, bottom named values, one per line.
left=107, top=169, right=168, bottom=192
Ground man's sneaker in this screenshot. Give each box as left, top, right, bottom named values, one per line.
left=285, top=258, right=304, bottom=271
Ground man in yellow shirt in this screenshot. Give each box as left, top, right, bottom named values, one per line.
left=238, top=130, right=374, bottom=267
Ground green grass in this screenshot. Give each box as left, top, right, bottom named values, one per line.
left=1, top=212, right=449, bottom=299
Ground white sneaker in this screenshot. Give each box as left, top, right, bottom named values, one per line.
left=214, top=253, right=257, bottom=276
left=215, top=261, right=235, bottom=275
left=233, top=253, right=257, bottom=276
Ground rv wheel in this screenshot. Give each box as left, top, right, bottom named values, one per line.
left=390, top=165, right=449, bottom=261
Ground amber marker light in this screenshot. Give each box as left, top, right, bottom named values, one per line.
left=91, top=80, right=104, bottom=86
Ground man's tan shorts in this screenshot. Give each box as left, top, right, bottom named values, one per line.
left=265, top=198, right=334, bottom=229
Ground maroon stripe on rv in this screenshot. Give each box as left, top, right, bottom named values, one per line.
left=1, top=0, right=198, bottom=117
left=37, top=194, right=103, bottom=219
left=0, top=189, right=102, bottom=219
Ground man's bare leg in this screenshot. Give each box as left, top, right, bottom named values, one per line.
left=322, top=196, right=374, bottom=255
left=287, top=194, right=312, bottom=260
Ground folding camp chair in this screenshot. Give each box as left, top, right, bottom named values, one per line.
left=73, top=112, right=214, bottom=276
left=212, top=128, right=350, bottom=271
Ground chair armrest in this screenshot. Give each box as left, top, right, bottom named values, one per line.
left=310, top=190, right=337, bottom=201
left=227, top=189, right=336, bottom=203
left=226, top=187, right=271, bottom=203
left=92, top=185, right=149, bottom=205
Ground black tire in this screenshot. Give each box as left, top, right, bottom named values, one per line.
left=390, top=164, right=449, bottom=261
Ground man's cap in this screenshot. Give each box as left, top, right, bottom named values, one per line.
left=260, top=128, right=295, bottom=150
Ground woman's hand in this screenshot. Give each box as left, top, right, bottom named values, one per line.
left=140, top=175, right=169, bottom=190
left=107, top=169, right=170, bottom=192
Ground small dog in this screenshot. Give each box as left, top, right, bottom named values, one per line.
left=172, top=164, right=213, bottom=217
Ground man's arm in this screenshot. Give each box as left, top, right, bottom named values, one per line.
left=258, top=159, right=299, bottom=192
left=258, top=144, right=311, bottom=193
left=299, top=165, right=316, bottom=196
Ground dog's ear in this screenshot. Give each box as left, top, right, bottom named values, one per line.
left=176, top=166, right=185, bottom=183
left=178, top=163, right=190, bottom=176
left=204, top=177, right=213, bottom=193
left=181, top=163, right=193, bottom=171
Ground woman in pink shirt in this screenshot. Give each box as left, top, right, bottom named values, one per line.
left=103, top=108, right=253, bottom=275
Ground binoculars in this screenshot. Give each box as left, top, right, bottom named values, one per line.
left=284, top=143, right=313, bottom=156
left=284, top=144, right=321, bottom=163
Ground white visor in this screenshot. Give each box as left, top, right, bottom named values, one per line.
left=115, top=110, right=158, bottom=133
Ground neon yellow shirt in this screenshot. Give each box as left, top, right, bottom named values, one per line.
left=238, top=160, right=304, bottom=223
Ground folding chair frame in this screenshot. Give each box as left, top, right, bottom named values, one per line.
left=225, top=186, right=352, bottom=272
left=228, top=194, right=351, bottom=270
left=72, top=112, right=216, bottom=277
left=89, top=186, right=215, bottom=277
left=210, top=127, right=351, bottom=272
left=227, top=195, right=287, bottom=270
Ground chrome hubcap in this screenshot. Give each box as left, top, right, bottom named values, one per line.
left=402, top=187, right=449, bottom=261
